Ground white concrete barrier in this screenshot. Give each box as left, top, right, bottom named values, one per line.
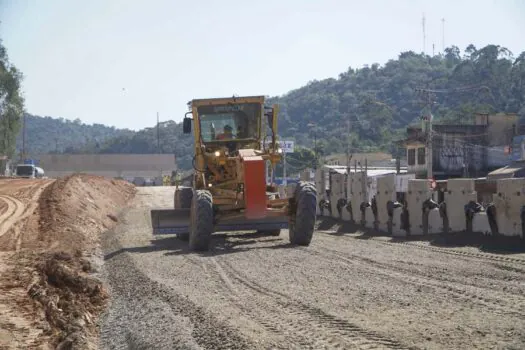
left=331, top=173, right=345, bottom=219
left=350, top=172, right=366, bottom=224
left=364, top=206, right=375, bottom=229
left=473, top=212, right=492, bottom=235
left=376, top=174, right=396, bottom=232
left=315, top=169, right=326, bottom=216
left=315, top=175, right=525, bottom=241
left=428, top=208, right=443, bottom=234
left=493, top=178, right=525, bottom=237
left=407, top=180, right=432, bottom=235
left=445, top=179, right=477, bottom=232
left=391, top=207, right=406, bottom=237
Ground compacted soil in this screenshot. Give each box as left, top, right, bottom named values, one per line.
left=100, top=187, right=525, bottom=350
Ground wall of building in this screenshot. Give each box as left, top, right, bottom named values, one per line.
left=30, top=154, right=177, bottom=178
left=405, top=142, right=426, bottom=175
left=477, top=113, right=519, bottom=146
left=432, top=124, right=487, bottom=177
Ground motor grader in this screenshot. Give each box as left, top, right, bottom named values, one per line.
left=150, top=95, right=317, bottom=251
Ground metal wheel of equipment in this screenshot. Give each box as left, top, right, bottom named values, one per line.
left=189, top=190, right=214, bottom=251
left=174, top=187, right=193, bottom=209
left=289, top=181, right=317, bottom=246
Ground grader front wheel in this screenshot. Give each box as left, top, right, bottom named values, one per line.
left=189, top=190, right=214, bottom=251
left=289, top=182, right=317, bottom=246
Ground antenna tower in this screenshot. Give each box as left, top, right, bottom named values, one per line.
left=422, top=13, right=426, bottom=55
left=441, top=18, right=445, bottom=52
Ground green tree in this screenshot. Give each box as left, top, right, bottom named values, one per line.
left=0, top=39, right=24, bottom=158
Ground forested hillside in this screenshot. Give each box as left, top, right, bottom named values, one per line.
left=272, top=44, right=525, bottom=155
left=16, top=114, right=134, bottom=155
left=89, top=44, right=525, bottom=170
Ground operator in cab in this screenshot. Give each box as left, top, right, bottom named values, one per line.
left=216, top=124, right=233, bottom=140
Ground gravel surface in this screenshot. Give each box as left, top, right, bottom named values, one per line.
left=99, top=187, right=525, bottom=349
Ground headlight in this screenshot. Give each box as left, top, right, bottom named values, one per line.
left=277, top=148, right=283, bottom=154
left=214, top=151, right=221, bottom=157
left=208, top=183, right=212, bottom=187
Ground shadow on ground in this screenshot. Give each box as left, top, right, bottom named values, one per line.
left=316, top=216, right=525, bottom=255
left=105, top=231, right=297, bottom=261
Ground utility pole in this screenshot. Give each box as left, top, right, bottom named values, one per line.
left=22, top=113, right=26, bottom=161
left=426, top=94, right=433, bottom=180
left=346, top=106, right=352, bottom=173
left=157, top=112, right=160, bottom=153
left=415, top=87, right=434, bottom=179
left=283, top=149, right=287, bottom=186
left=313, top=132, right=317, bottom=170
left=442, top=18, right=445, bottom=52
left=345, top=107, right=353, bottom=200
left=308, top=123, right=318, bottom=171
left=422, top=13, right=426, bottom=55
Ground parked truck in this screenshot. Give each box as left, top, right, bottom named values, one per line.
left=14, top=159, right=45, bottom=179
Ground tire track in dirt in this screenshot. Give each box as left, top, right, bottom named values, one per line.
left=0, top=183, right=52, bottom=251
left=209, top=255, right=409, bottom=350
left=184, top=255, right=315, bottom=349
left=15, top=183, right=51, bottom=251
left=315, top=235, right=525, bottom=296
left=318, top=231, right=525, bottom=266
left=378, top=237, right=525, bottom=266
left=311, top=243, right=525, bottom=319
left=0, top=195, right=25, bottom=238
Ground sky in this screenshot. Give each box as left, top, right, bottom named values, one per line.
left=0, top=0, right=524, bottom=131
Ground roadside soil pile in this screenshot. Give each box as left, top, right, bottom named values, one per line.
left=0, top=174, right=135, bottom=350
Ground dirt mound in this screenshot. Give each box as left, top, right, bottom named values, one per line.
left=38, top=174, right=135, bottom=251
left=1, top=174, right=135, bottom=349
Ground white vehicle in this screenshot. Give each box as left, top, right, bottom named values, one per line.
left=15, top=164, right=45, bottom=178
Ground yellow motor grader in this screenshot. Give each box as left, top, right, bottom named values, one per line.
left=150, top=95, right=317, bottom=251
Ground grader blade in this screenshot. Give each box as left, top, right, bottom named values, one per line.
left=150, top=208, right=289, bottom=235
left=150, top=208, right=190, bottom=235
left=215, top=215, right=289, bottom=232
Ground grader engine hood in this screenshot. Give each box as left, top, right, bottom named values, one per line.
left=238, top=149, right=267, bottom=219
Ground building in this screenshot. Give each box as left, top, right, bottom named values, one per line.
left=487, top=134, right=525, bottom=180
left=28, top=154, right=177, bottom=179
left=323, top=152, right=402, bottom=168
left=397, top=113, right=518, bottom=179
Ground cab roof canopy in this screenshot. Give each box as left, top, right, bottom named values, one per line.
left=187, top=95, right=266, bottom=108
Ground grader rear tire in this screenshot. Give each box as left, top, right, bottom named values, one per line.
left=289, top=181, right=317, bottom=246
left=189, top=190, right=213, bottom=251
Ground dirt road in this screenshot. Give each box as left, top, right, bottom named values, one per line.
left=0, top=178, right=54, bottom=349
left=100, top=187, right=525, bottom=350
left=0, top=175, right=134, bottom=350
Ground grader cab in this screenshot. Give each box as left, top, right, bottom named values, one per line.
left=150, top=95, right=317, bottom=251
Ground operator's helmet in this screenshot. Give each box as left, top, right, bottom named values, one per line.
left=224, top=124, right=233, bottom=132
